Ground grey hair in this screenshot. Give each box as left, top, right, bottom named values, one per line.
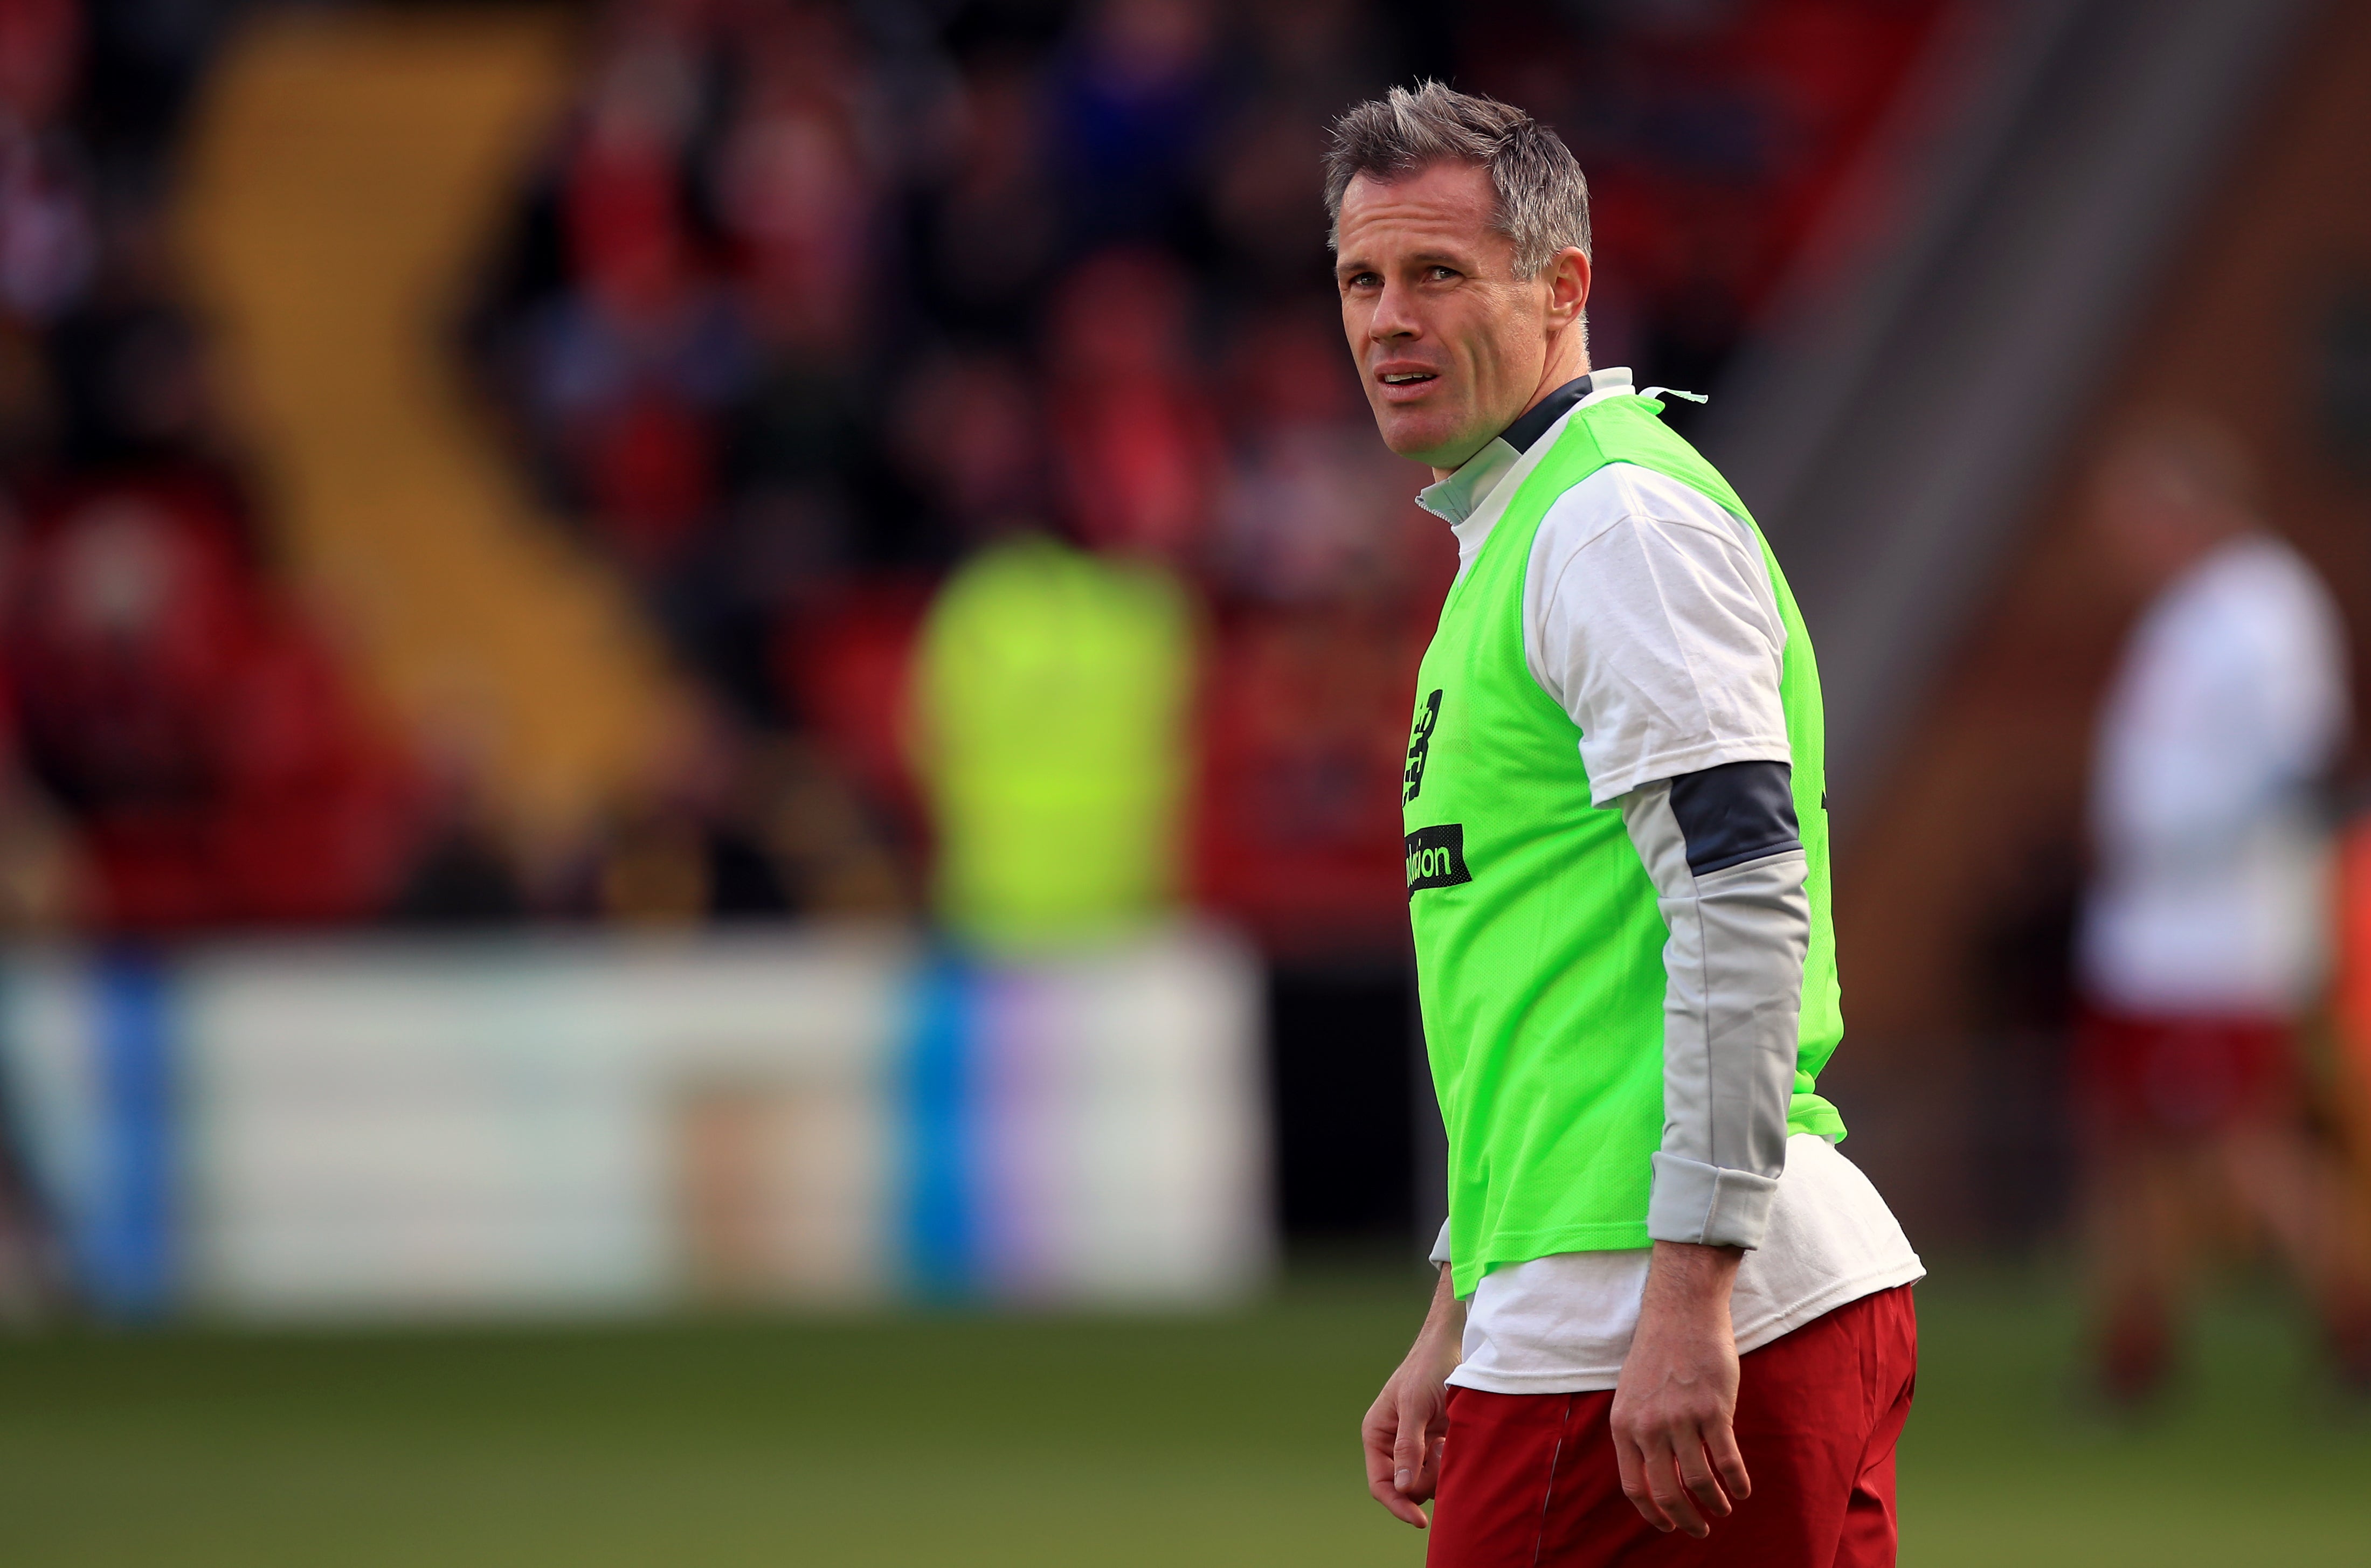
left=1323, top=81, right=1591, bottom=277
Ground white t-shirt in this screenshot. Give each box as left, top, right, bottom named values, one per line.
left=2078, top=534, right=2347, bottom=1016
left=1415, top=373, right=1923, bottom=1395
left=1453, top=1136, right=1922, bottom=1393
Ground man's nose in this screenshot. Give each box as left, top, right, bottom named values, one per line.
left=1370, top=278, right=1421, bottom=341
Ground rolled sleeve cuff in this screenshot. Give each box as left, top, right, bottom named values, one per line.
left=1647, top=1151, right=1779, bottom=1249
left=1428, top=1218, right=1453, bottom=1266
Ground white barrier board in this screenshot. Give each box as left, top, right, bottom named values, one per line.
left=0, top=924, right=1270, bottom=1319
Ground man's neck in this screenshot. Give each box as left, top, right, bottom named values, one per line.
left=1432, top=362, right=1602, bottom=485
left=1430, top=357, right=1595, bottom=482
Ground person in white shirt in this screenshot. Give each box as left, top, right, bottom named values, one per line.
left=1335, top=82, right=1921, bottom=1565
left=2075, top=414, right=2371, bottom=1400
left=1410, top=365, right=1922, bottom=1402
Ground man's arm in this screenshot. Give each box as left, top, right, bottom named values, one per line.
left=1622, top=761, right=1807, bottom=1251
left=1610, top=760, right=1809, bottom=1536
left=1361, top=1262, right=1462, bottom=1529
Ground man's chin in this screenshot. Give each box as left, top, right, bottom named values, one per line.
left=1381, top=421, right=1483, bottom=470
left=1385, top=426, right=1470, bottom=469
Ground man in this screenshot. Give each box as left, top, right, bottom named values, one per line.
left=2075, top=417, right=2370, bottom=1400
left=1336, top=84, right=1923, bottom=1566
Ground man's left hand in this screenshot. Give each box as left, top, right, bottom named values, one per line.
left=1608, top=1239, right=1751, bottom=1538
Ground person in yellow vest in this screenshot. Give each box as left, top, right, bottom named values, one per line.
left=909, top=530, right=1193, bottom=955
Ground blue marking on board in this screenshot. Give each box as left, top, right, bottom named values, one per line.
left=902, top=950, right=976, bottom=1299
left=86, top=949, right=175, bottom=1319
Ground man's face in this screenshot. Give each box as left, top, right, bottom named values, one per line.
left=1335, top=162, right=1564, bottom=471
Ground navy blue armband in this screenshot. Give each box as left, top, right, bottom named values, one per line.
left=1665, top=761, right=1800, bottom=875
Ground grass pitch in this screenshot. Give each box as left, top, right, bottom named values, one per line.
left=0, top=1262, right=2364, bottom=1566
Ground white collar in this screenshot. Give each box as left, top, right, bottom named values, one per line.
left=1414, top=367, right=1636, bottom=528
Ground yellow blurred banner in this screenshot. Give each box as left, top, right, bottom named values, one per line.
left=178, top=7, right=679, bottom=859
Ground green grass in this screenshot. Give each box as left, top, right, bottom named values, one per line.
left=1902, top=1266, right=2371, bottom=1567
left=0, top=1262, right=2363, bottom=1566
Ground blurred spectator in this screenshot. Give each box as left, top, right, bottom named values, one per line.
left=714, top=6, right=881, bottom=359
left=1048, top=0, right=1218, bottom=251
left=4, top=477, right=416, bottom=929
left=0, top=0, right=95, bottom=325
left=1233, top=0, right=1385, bottom=113
left=1046, top=247, right=1220, bottom=562
left=2073, top=416, right=2371, bottom=1400
left=1211, top=308, right=1416, bottom=602
left=536, top=24, right=754, bottom=577
left=910, top=530, right=1192, bottom=954
left=891, top=348, right=1048, bottom=542
left=773, top=575, right=937, bottom=858
left=1193, top=600, right=1422, bottom=955
left=910, top=54, right=1059, bottom=340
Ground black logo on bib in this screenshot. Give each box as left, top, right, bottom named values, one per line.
left=1405, top=823, right=1471, bottom=897
left=1405, top=689, right=1443, bottom=802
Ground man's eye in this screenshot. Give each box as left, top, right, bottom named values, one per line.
left=1429, top=266, right=1458, bottom=281
left=1348, top=273, right=1380, bottom=289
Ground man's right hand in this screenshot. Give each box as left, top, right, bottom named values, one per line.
left=1361, top=1263, right=1463, bottom=1528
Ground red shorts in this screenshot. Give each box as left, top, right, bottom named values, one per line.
left=1426, top=1284, right=1917, bottom=1568
left=2074, top=1009, right=2295, bottom=1135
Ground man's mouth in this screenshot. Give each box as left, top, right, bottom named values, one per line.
left=1380, top=372, right=1436, bottom=384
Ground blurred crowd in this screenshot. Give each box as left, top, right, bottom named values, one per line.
left=0, top=0, right=1941, bottom=947
left=0, top=0, right=404, bottom=933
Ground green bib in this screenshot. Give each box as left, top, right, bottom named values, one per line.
left=1406, top=393, right=1845, bottom=1299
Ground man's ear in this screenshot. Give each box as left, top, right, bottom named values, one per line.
left=1544, top=246, right=1591, bottom=328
